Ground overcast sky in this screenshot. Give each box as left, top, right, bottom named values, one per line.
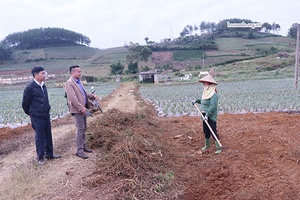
left=0, top=0, right=299, bottom=49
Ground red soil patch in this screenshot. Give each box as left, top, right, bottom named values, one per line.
left=0, top=125, right=31, bottom=144
left=152, top=51, right=173, bottom=65
left=162, top=112, right=300, bottom=199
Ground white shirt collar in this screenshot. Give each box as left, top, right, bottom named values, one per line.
left=34, top=79, right=44, bottom=87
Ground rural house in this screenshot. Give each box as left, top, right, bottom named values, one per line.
left=139, top=70, right=158, bottom=83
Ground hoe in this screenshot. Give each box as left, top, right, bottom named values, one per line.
left=193, top=104, right=226, bottom=150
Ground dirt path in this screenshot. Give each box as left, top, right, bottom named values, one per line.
left=100, top=82, right=138, bottom=113
left=0, top=82, right=138, bottom=200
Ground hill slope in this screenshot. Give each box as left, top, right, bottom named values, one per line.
left=0, top=36, right=296, bottom=80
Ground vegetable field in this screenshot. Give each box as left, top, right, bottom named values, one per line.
left=139, top=78, right=300, bottom=116
left=0, top=83, right=119, bottom=128
left=2, top=78, right=300, bottom=127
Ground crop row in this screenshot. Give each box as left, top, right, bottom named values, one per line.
left=0, top=83, right=119, bottom=128
left=139, top=78, right=300, bottom=117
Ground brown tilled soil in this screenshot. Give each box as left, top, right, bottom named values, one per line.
left=1, top=82, right=300, bottom=199
left=0, top=69, right=31, bottom=77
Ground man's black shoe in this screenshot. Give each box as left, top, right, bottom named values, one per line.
left=76, top=152, right=89, bottom=159
left=38, top=159, right=45, bottom=165
left=45, top=155, right=61, bottom=159
left=84, top=147, right=93, bottom=153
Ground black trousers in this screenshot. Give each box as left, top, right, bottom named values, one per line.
left=202, top=113, right=219, bottom=140
left=31, top=116, right=54, bottom=160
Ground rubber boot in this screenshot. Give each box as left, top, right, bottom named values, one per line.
left=215, top=141, right=222, bottom=155
left=201, top=138, right=210, bottom=151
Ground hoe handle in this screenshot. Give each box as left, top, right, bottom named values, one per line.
left=194, top=104, right=222, bottom=147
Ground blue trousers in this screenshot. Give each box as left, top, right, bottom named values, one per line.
left=30, top=116, right=54, bottom=160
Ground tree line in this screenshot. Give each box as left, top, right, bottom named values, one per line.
left=0, top=27, right=91, bottom=61
left=179, top=18, right=281, bottom=37
left=288, top=23, right=300, bottom=39
left=179, top=18, right=300, bottom=39
left=2, top=27, right=91, bottom=49
left=0, top=43, right=12, bottom=61
left=110, top=44, right=153, bottom=75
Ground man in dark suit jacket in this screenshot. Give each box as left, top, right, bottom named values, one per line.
left=22, top=66, right=60, bottom=165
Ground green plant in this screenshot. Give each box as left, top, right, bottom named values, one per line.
left=174, top=72, right=185, bottom=77
left=195, top=64, right=201, bottom=69
left=140, top=66, right=150, bottom=72
left=126, top=61, right=139, bottom=74
left=82, top=75, right=97, bottom=82
left=110, top=60, right=125, bottom=75
left=173, top=50, right=204, bottom=61
left=154, top=171, right=175, bottom=193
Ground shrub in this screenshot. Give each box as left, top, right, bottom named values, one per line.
left=82, top=75, right=97, bottom=82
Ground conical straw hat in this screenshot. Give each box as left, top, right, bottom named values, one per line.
left=198, top=74, right=217, bottom=85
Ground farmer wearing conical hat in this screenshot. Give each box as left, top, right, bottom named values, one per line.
left=192, top=74, right=222, bottom=155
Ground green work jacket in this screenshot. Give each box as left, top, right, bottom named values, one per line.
left=196, top=93, right=218, bottom=122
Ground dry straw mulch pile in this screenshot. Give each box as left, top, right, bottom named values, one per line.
left=85, top=108, right=184, bottom=199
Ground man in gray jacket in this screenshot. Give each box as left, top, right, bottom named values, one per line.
left=64, top=66, right=98, bottom=159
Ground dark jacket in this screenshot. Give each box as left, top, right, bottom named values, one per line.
left=22, top=81, right=51, bottom=118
